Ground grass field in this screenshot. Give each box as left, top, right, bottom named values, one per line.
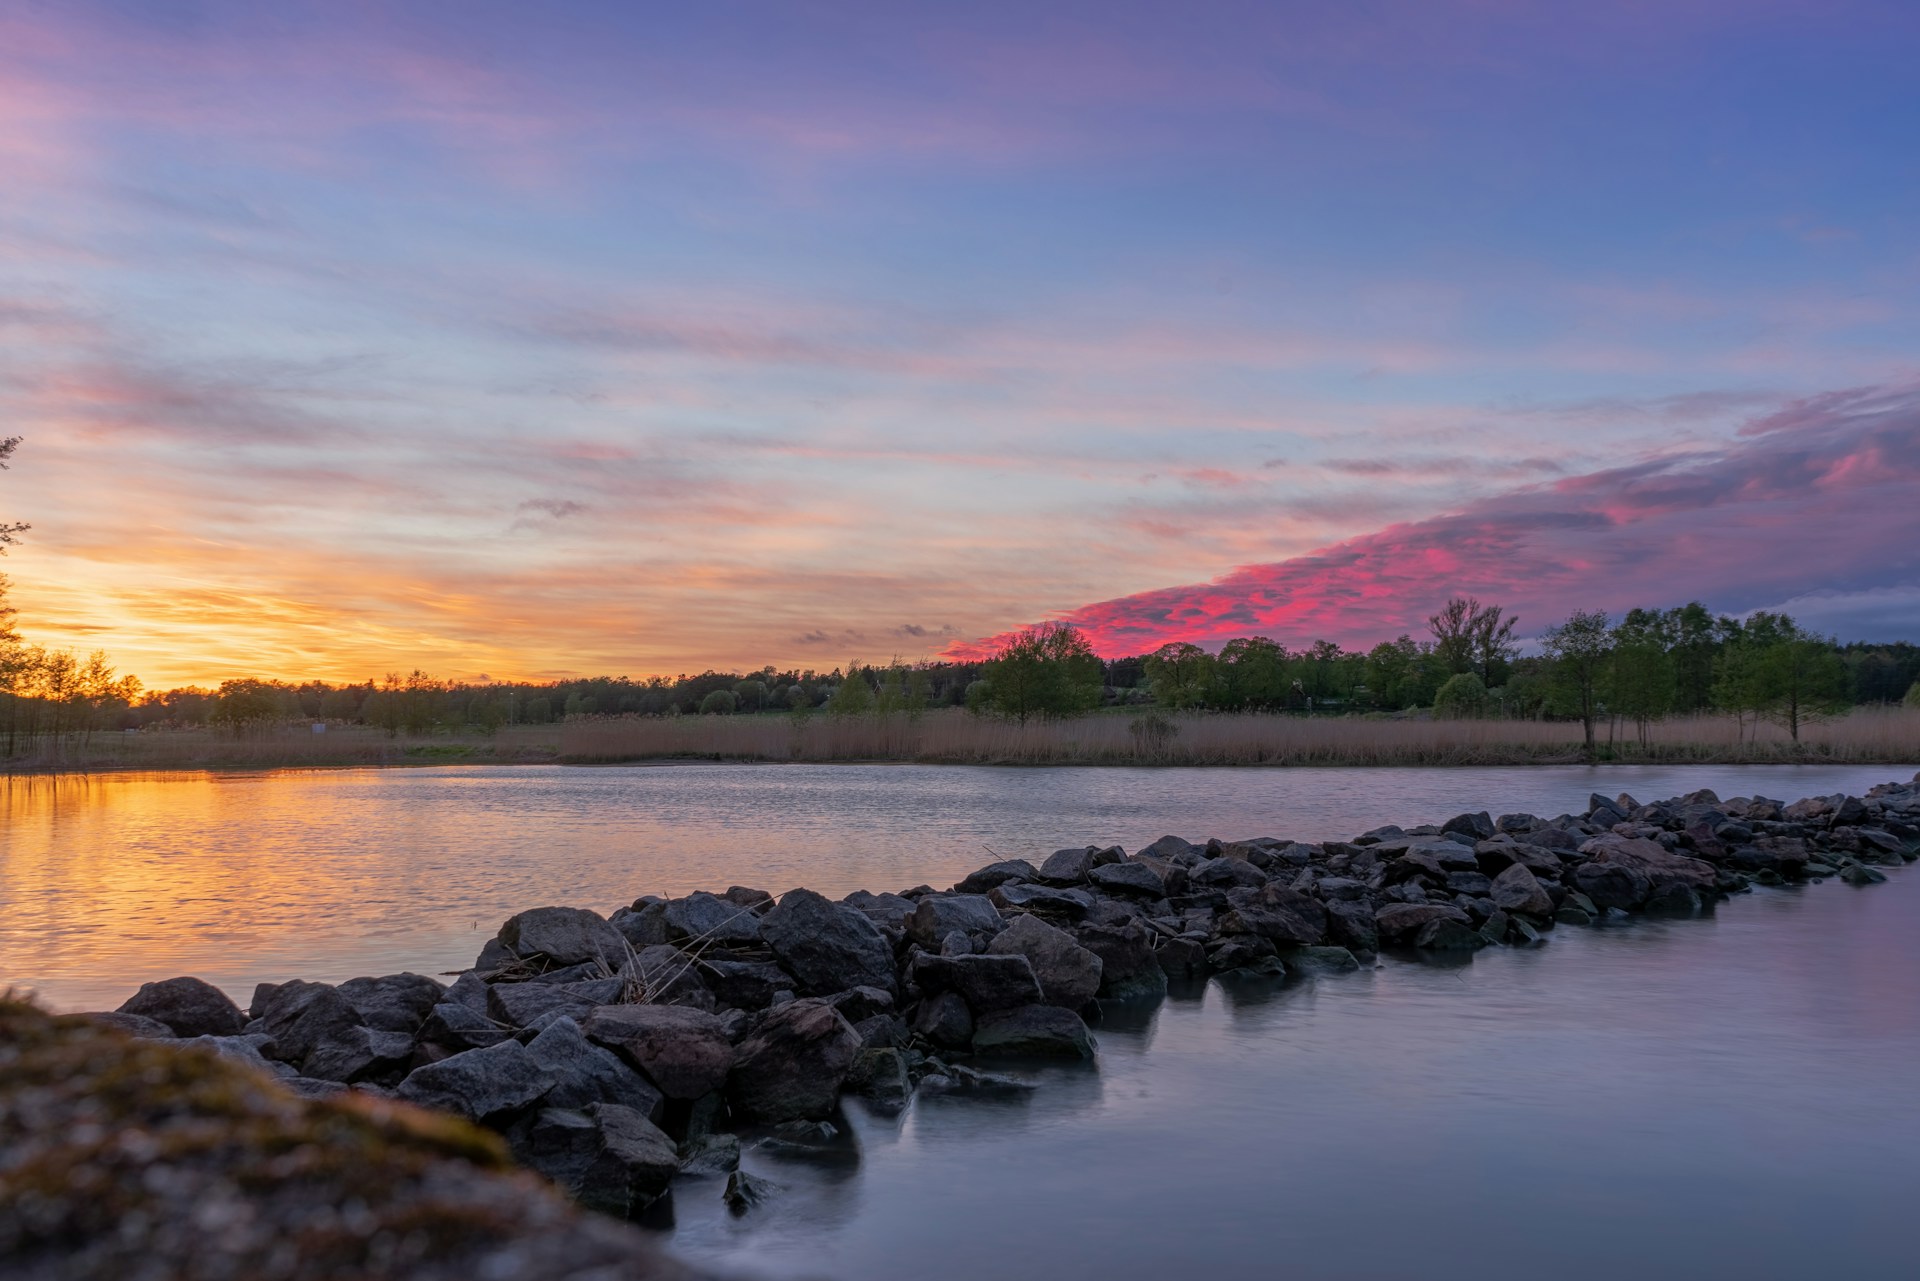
left=8, top=706, right=1917, bottom=772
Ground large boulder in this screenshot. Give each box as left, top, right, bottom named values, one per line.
left=496, top=906, right=629, bottom=968
left=525, top=1017, right=666, bottom=1121
left=1323, top=899, right=1380, bottom=953
left=582, top=1004, right=735, bottom=1100
left=972, top=1004, right=1096, bottom=1060
left=299, top=1025, right=417, bottom=1084
left=1189, top=857, right=1268, bottom=890
left=486, top=980, right=609, bottom=1030
left=698, top=958, right=796, bottom=1011
left=337, top=973, right=446, bottom=1033
left=988, top=883, right=1095, bottom=919
left=911, top=990, right=974, bottom=1048
left=1374, top=903, right=1472, bottom=947
left=1489, top=863, right=1555, bottom=917
left=115, top=977, right=245, bottom=1038
left=985, top=914, right=1103, bottom=1009
left=252, top=980, right=365, bottom=1064
left=761, top=888, right=898, bottom=995
left=1038, top=846, right=1097, bottom=884
left=662, top=892, right=763, bottom=945
left=1088, top=862, right=1165, bottom=896
left=419, top=1001, right=513, bottom=1054
left=622, top=945, right=715, bottom=1010
left=907, top=894, right=1005, bottom=946
left=1579, top=834, right=1718, bottom=904
left=1218, top=885, right=1327, bottom=947
left=727, top=998, right=862, bottom=1122
left=1075, top=921, right=1167, bottom=1002
left=396, top=1037, right=556, bottom=1122
left=953, top=859, right=1038, bottom=894
left=840, top=890, right=918, bottom=930
left=910, top=953, right=1043, bottom=1013
left=507, top=1104, right=680, bottom=1218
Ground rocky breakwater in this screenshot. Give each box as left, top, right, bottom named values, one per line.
left=91, top=776, right=1920, bottom=1225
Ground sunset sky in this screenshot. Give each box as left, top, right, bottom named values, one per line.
left=5, top=1, right=1918, bottom=689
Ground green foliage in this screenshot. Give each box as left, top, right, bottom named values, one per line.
left=697, top=689, right=738, bottom=715
left=1542, top=609, right=1612, bottom=754
left=1143, top=642, right=1215, bottom=709
left=981, top=622, right=1103, bottom=723
left=1608, top=608, right=1675, bottom=744
left=211, top=679, right=285, bottom=737
left=1427, top=597, right=1518, bottom=682
left=829, top=664, right=874, bottom=717
left=1433, top=672, right=1490, bottom=719
left=732, top=679, right=767, bottom=712
left=1905, top=681, right=1920, bottom=709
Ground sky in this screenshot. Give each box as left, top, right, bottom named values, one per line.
left=3, top=0, right=1918, bottom=689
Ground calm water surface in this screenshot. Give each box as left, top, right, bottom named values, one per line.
left=1, top=761, right=1911, bottom=1010
left=3, top=762, right=1917, bottom=1279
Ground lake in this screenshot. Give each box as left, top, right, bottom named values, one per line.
left=4, top=761, right=1916, bottom=1280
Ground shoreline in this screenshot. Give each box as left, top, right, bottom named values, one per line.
left=71, top=773, right=1920, bottom=1229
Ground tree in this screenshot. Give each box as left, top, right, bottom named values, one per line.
left=1743, top=613, right=1849, bottom=742
left=1215, top=637, right=1288, bottom=710
left=981, top=623, right=1103, bottom=723
left=0, top=437, right=27, bottom=553
left=1666, top=602, right=1723, bottom=714
left=1433, top=672, right=1489, bottom=718
left=1542, top=610, right=1612, bottom=757
left=1143, top=641, right=1214, bottom=709
left=212, top=679, right=284, bottom=736
left=1905, top=681, right=1920, bottom=709
left=829, top=664, right=873, bottom=717
left=698, top=689, right=737, bottom=715
left=1608, top=609, right=1674, bottom=747
left=1428, top=597, right=1516, bottom=681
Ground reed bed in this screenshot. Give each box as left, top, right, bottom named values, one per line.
left=560, top=705, right=1920, bottom=767
left=3, top=725, right=561, bottom=773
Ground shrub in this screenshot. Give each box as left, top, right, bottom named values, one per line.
left=697, top=689, right=738, bottom=715
left=1905, top=681, right=1920, bottom=709
left=1433, top=672, right=1490, bottom=719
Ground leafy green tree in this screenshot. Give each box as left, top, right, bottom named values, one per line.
left=1363, top=636, right=1424, bottom=710
left=1665, top=602, right=1723, bottom=714
left=1905, top=681, right=1920, bottom=709
left=829, top=665, right=874, bottom=717
left=1433, top=672, right=1489, bottom=718
left=698, top=689, right=738, bottom=715
left=1215, top=637, right=1289, bottom=709
left=1143, top=641, right=1216, bottom=709
left=1608, top=609, right=1674, bottom=746
left=732, top=679, right=767, bottom=711
left=1744, top=613, right=1849, bottom=742
left=1542, top=610, right=1612, bottom=757
left=212, top=679, right=284, bottom=737
left=982, top=623, right=1103, bottom=723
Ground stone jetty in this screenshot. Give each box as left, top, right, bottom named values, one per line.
left=84, top=776, right=1920, bottom=1225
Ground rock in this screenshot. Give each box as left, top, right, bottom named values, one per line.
left=115, top=977, right=245, bottom=1038
left=1218, top=884, right=1328, bottom=946
left=1573, top=861, right=1650, bottom=911
left=1075, top=921, right=1167, bottom=1001
left=300, top=1025, right=416, bottom=1084
left=496, top=906, right=629, bottom=968
left=840, top=889, right=918, bottom=929
left=175, top=1032, right=288, bottom=1077
left=911, top=991, right=974, bottom=1048
left=825, top=986, right=895, bottom=1023
left=762, top=888, right=898, bottom=996
left=1088, top=861, right=1165, bottom=896
left=1137, top=835, right=1202, bottom=865
left=1291, top=946, right=1360, bottom=974
left=1155, top=935, right=1207, bottom=977
left=679, top=1132, right=742, bottom=1176
left=525, top=1017, right=666, bottom=1121
left=609, top=901, right=669, bottom=950
left=622, top=945, right=715, bottom=1010
left=988, top=882, right=1095, bottom=918
left=508, top=1103, right=679, bottom=1217
left=699, top=958, right=796, bottom=1011
left=972, top=1004, right=1096, bottom=1060
left=1415, top=917, right=1486, bottom=952
left=253, top=981, right=366, bottom=1064
left=1489, top=863, right=1555, bottom=917
left=725, top=1169, right=780, bottom=1214
left=396, top=1037, right=557, bottom=1122
left=1323, top=899, right=1380, bottom=953
left=911, top=952, right=1044, bottom=1013
left=1374, top=903, right=1472, bottom=946
left=337, top=973, right=446, bottom=1033
left=84, top=1010, right=177, bottom=1038
left=443, top=970, right=492, bottom=1015
left=1642, top=881, right=1701, bottom=915
left=727, top=998, right=862, bottom=1123
left=845, top=1047, right=912, bottom=1109
left=419, top=1001, right=512, bottom=1054
left=1441, top=811, right=1496, bottom=841
left=985, top=913, right=1103, bottom=1009
left=1038, top=846, right=1097, bottom=883
left=907, top=894, right=1005, bottom=946
left=663, top=892, right=764, bottom=945
left=954, top=859, right=1038, bottom=894
left=487, top=981, right=606, bottom=1029
left=1580, top=834, right=1719, bottom=904
left=583, top=1004, right=735, bottom=1100
left=1207, top=935, right=1278, bottom=971
left=1190, top=857, right=1268, bottom=890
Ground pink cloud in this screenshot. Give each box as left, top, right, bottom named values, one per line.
left=944, top=383, right=1920, bottom=657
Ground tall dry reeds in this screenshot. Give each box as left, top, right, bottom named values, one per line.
left=2, top=724, right=561, bottom=772
left=558, top=705, right=1920, bottom=767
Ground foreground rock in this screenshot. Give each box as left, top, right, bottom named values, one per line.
left=0, top=1000, right=711, bottom=1281
left=85, top=775, right=1920, bottom=1232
